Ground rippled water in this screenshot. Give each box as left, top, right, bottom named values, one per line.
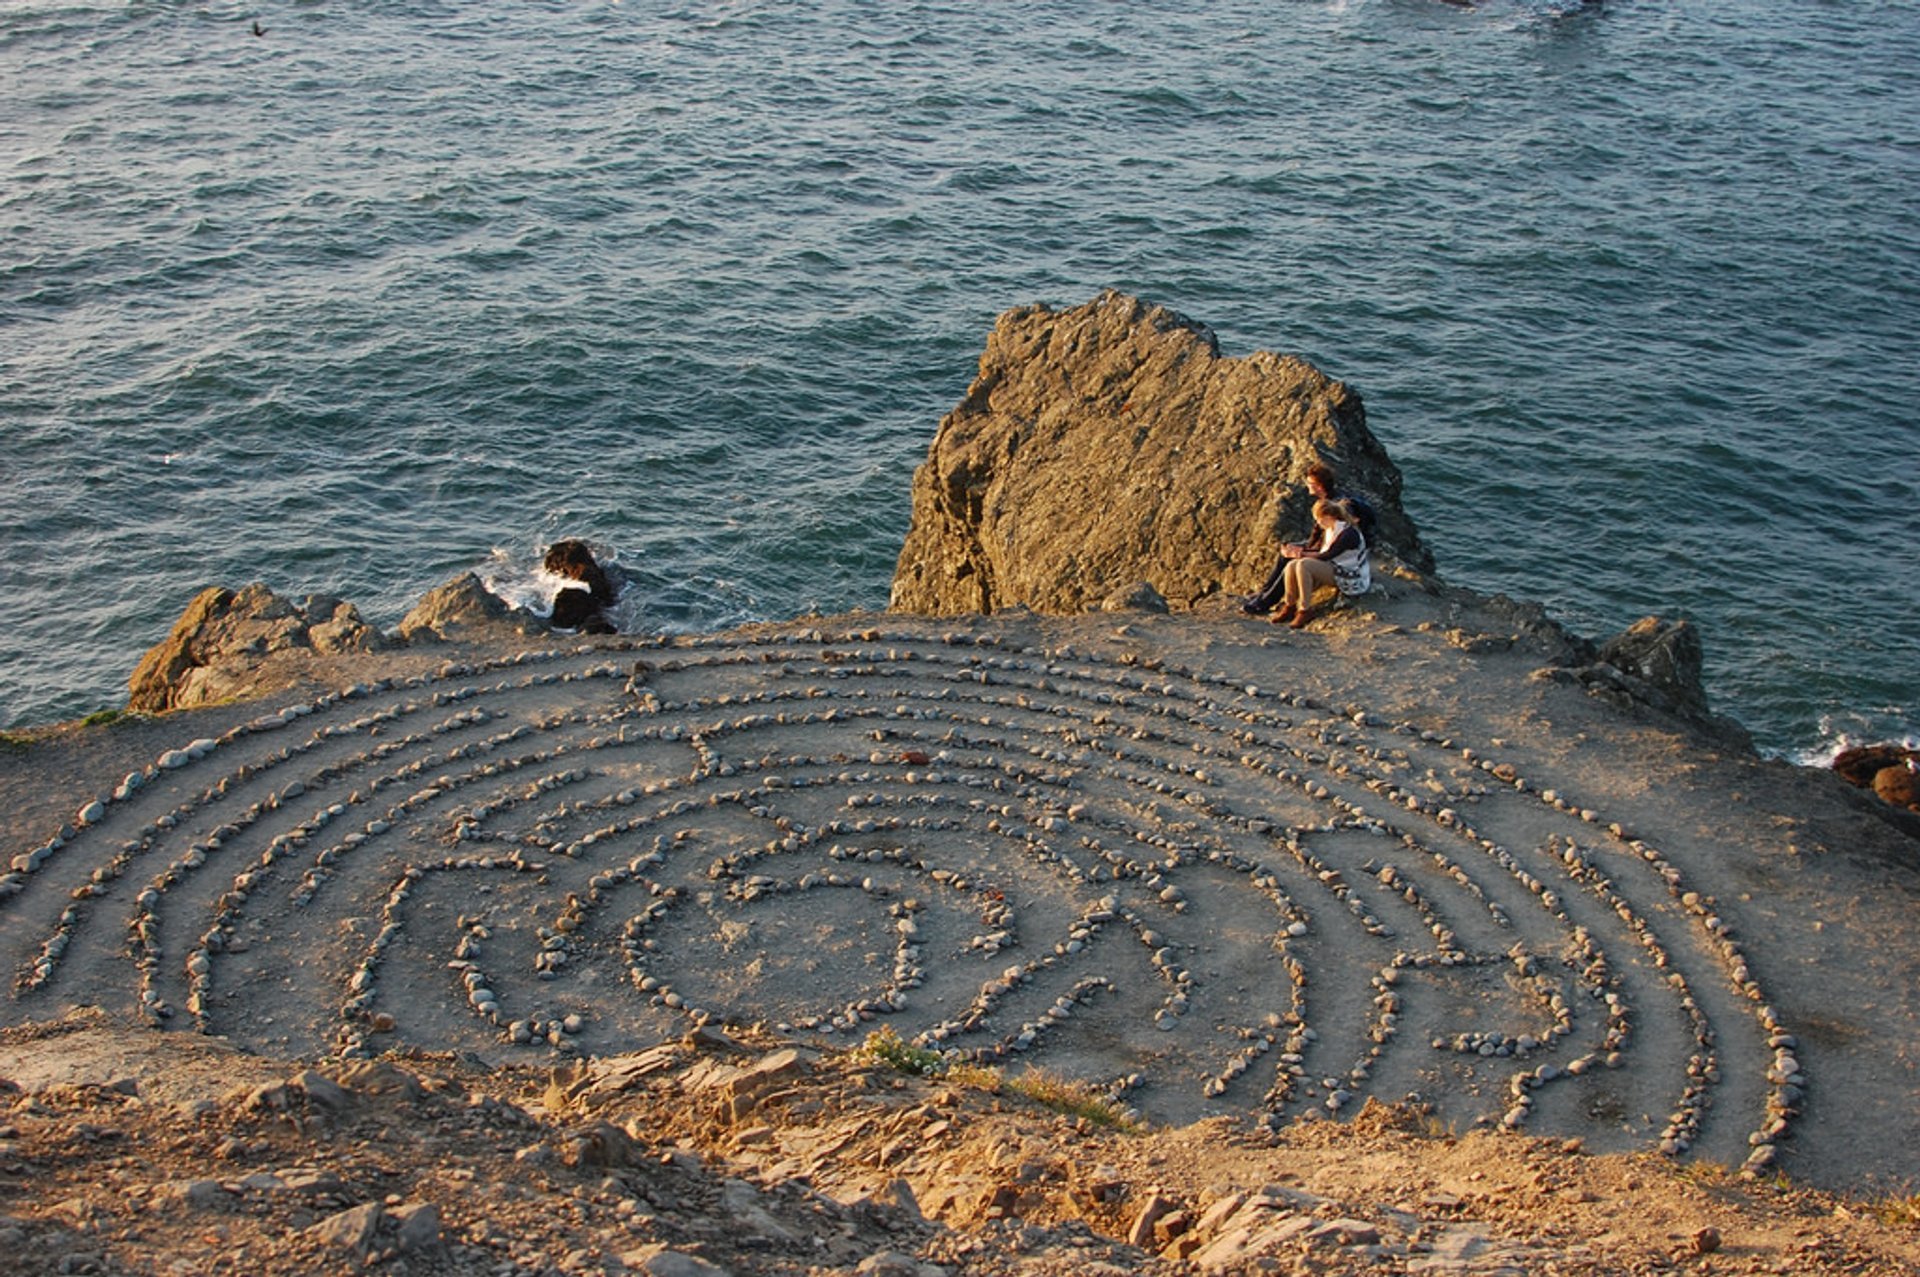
left=3, top=0, right=1916, bottom=759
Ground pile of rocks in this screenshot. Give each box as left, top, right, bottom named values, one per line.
left=1832, top=742, right=1920, bottom=818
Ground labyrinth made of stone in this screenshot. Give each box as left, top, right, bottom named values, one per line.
left=0, top=626, right=1802, bottom=1171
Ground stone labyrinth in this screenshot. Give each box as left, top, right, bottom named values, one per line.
left=0, top=625, right=1802, bottom=1172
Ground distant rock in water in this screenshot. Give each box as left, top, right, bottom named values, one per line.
left=127, top=584, right=386, bottom=713
left=890, top=291, right=1431, bottom=616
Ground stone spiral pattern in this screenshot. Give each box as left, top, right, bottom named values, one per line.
left=0, top=628, right=1802, bottom=1172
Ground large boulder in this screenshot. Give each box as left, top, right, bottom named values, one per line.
left=890, top=291, right=1430, bottom=616
left=127, top=584, right=386, bottom=713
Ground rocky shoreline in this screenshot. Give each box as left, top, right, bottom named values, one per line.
left=2, top=294, right=1916, bottom=1275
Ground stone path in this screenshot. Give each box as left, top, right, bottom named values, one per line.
left=0, top=622, right=1806, bottom=1174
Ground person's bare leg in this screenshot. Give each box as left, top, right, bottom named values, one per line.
left=1269, top=561, right=1305, bottom=623
left=1291, top=559, right=1336, bottom=628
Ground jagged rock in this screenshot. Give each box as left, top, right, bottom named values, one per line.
left=289, top=1068, right=351, bottom=1110
left=1127, top=1189, right=1178, bottom=1248
left=395, top=572, right=538, bottom=644
left=331, top=1059, right=425, bottom=1099
left=1596, top=616, right=1709, bottom=717
left=891, top=291, right=1431, bottom=617
left=852, top=1178, right=924, bottom=1224
left=559, top=1120, right=636, bottom=1169
left=1549, top=615, right=1751, bottom=746
left=390, top=1202, right=445, bottom=1257
left=127, top=584, right=386, bottom=713
left=305, top=1201, right=383, bottom=1257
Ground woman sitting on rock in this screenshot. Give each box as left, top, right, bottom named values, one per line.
left=1266, top=498, right=1370, bottom=629
left=544, top=539, right=618, bottom=634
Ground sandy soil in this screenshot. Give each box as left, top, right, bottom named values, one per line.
left=1, top=583, right=1916, bottom=1275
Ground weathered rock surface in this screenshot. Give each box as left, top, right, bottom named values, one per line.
left=890, top=291, right=1431, bottom=617
left=395, top=571, right=539, bottom=644
left=1595, top=616, right=1709, bottom=718
left=127, top=572, right=560, bottom=715
left=126, top=584, right=386, bottom=713
left=1533, top=613, right=1746, bottom=739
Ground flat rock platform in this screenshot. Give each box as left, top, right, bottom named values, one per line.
left=3, top=590, right=1915, bottom=1196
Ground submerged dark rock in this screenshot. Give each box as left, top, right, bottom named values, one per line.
left=544, top=539, right=619, bottom=634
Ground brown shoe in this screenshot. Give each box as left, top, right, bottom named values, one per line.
left=1288, top=607, right=1316, bottom=629
left=1267, top=604, right=1297, bottom=625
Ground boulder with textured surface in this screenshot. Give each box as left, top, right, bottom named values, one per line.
left=127, top=584, right=386, bottom=713
left=890, top=291, right=1431, bottom=617
left=1596, top=615, right=1710, bottom=718
left=395, top=572, right=538, bottom=644
left=1551, top=614, right=1739, bottom=735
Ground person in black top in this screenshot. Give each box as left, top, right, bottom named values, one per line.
left=1304, top=462, right=1376, bottom=541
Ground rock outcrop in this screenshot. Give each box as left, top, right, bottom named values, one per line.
left=128, top=572, right=552, bottom=714
left=1587, top=615, right=1710, bottom=719
left=890, top=291, right=1430, bottom=617
left=395, top=572, right=539, bottom=644
left=127, top=584, right=386, bottom=713
left=1531, top=614, right=1747, bottom=740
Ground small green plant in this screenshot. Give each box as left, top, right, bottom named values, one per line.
left=859, top=1026, right=949, bottom=1077
left=0, top=732, right=28, bottom=755
left=80, top=709, right=123, bottom=727
left=1003, top=1066, right=1142, bottom=1132
left=946, top=1061, right=1004, bottom=1091
left=1870, top=1192, right=1920, bottom=1228
left=1676, top=1159, right=1734, bottom=1186
left=855, top=1031, right=1142, bottom=1132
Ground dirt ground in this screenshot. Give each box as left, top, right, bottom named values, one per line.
left=1, top=583, right=1917, bottom=1274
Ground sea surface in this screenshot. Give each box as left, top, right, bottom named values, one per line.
left=3, top=0, right=1916, bottom=761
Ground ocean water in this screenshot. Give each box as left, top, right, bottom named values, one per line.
left=3, top=0, right=1915, bottom=761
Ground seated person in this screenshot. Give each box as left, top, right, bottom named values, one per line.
left=1242, top=462, right=1376, bottom=616
left=1303, top=461, right=1377, bottom=543
left=1263, top=498, right=1370, bottom=629
left=545, top=538, right=618, bottom=634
